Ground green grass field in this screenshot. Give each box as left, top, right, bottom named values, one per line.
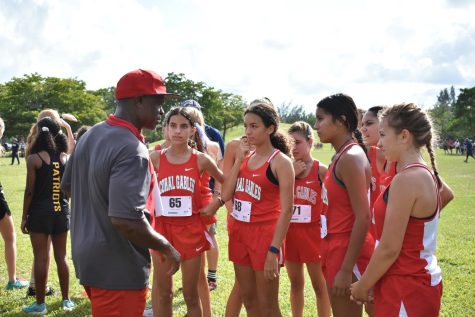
left=0, top=144, right=474, bottom=316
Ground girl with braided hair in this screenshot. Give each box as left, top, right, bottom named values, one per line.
left=350, top=103, right=451, bottom=316
left=315, top=93, right=374, bottom=317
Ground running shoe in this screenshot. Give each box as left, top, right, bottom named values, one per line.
left=23, top=302, right=47, bottom=315
left=27, top=286, right=55, bottom=296
left=61, top=299, right=76, bottom=311
left=5, top=278, right=29, bottom=290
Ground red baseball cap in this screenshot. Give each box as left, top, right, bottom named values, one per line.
left=115, top=69, right=179, bottom=100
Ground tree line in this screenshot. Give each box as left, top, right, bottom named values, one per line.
left=1, top=72, right=473, bottom=142
left=429, top=86, right=475, bottom=141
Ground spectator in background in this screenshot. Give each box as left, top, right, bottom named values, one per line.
left=11, top=138, right=20, bottom=165
left=454, top=139, right=461, bottom=155
left=464, top=138, right=475, bottom=163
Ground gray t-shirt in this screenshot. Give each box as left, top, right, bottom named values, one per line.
left=62, top=121, right=151, bottom=290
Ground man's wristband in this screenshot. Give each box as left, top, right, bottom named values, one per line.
left=268, top=245, right=279, bottom=254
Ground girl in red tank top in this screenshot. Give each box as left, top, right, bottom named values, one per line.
left=221, top=101, right=294, bottom=316
left=149, top=107, right=224, bottom=317
left=351, top=103, right=453, bottom=317
left=285, top=121, right=331, bottom=317
left=316, top=94, right=373, bottom=317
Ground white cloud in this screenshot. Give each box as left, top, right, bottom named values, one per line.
left=0, top=0, right=474, bottom=113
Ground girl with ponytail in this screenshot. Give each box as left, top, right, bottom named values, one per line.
left=286, top=121, right=331, bottom=317
left=315, top=93, right=374, bottom=317
left=351, top=103, right=453, bottom=316
left=221, top=101, right=294, bottom=316
left=149, top=107, right=224, bottom=317
left=21, top=117, right=74, bottom=314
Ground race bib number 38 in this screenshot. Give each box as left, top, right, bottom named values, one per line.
left=161, top=196, right=192, bottom=217
left=290, top=204, right=311, bottom=223
left=231, top=198, right=252, bottom=222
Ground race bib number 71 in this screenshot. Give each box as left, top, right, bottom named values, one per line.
left=291, top=204, right=311, bottom=223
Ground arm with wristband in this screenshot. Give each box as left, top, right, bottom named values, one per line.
left=264, top=153, right=295, bottom=281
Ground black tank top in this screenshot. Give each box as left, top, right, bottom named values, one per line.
left=29, top=152, right=69, bottom=216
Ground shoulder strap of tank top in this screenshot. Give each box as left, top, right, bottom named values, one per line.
left=333, top=142, right=358, bottom=164
left=400, top=163, right=440, bottom=210
left=400, top=163, right=438, bottom=184
left=267, top=149, right=280, bottom=163
left=36, top=153, right=48, bottom=165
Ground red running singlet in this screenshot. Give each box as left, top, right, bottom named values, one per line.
left=292, top=160, right=323, bottom=224
left=232, top=149, right=281, bottom=223
left=155, top=149, right=204, bottom=225
left=321, top=143, right=369, bottom=234
left=373, top=163, right=442, bottom=285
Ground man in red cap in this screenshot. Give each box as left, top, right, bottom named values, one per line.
left=62, top=69, right=180, bottom=317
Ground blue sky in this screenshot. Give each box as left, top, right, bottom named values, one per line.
left=1, top=0, right=474, bottom=112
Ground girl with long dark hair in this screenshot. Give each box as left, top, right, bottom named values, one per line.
left=21, top=117, right=74, bottom=314
left=222, top=101, right=294, bottom=316
left=315, top=93, right=374, bottom=317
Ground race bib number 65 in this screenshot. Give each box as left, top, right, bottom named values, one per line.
left=161, top=196, right=192, bottom=217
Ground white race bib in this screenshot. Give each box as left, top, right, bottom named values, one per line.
left=231, top=198, right=252, bottom=222
left=161, top=196, right=192, bottom=217
left=320, top=214, right=328, bottom=238
left=290, top=204, right=312, bottom=223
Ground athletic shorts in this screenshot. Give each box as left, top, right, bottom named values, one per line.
left=0, top=183, right=11, bottom=221
left=228, top=219, right=284, bottom=271
left=321, top=232, right=374, bottom=288
left=153, top=218, right=211, bottom=261
left=374, top=275, right=442, bottom=317
left=84, top=286, right=148, bottom=317
left=285, top=222, right=321, bottom=263
left=26, top=213, right=69, bottom=235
